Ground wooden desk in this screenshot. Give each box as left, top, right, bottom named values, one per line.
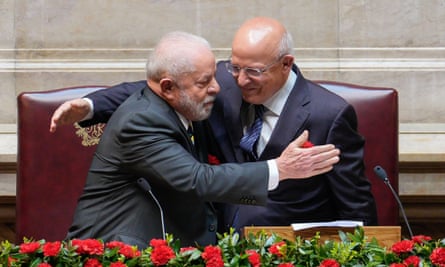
left=244, top=226, right=401, bottom=249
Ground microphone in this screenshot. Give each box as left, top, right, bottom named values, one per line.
left=137, top=178, right=166, bottom=240
left=373, top=165, right=413, bottom=239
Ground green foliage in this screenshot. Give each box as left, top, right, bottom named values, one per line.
left=1, top=227, right=444, bottom=267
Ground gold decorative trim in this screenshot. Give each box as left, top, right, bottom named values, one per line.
left=74, top=123, right=105, bottom=147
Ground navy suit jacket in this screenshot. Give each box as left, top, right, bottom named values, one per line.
left=82, top=62, right=378, bottom=231
left=211, top=62, right=377, bottom=229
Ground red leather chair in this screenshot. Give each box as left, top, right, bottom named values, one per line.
left=16, top=81, right=398, bottom=243
left=16, top=86, right=106, bottom=243
left=316, top=81, right=399, bottom=226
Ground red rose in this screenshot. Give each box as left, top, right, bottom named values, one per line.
left=301, top=141, right=314, bottom=148
left=19, top=241, right=41, bottom=253
left=319, top=258, right=340, bottom=267
left=403, top=255, right=420, bottom=267
left=391, top=240, right=414, bottom=255
left=201, top=245, right=224, bottom=267
left=150, top=244, right=175, bottom=266
left=37, top=263, right=52, bottom=267
left=42, top=241, right=61, bottom=257
left=208, top=154, right=221, bottom=165
left=268, top=241, right=286, bottom=257
left=411, top=235, right=432, bottom=244
left=246, top=249, right=261, bottom=267
left=278, top=263, right=295, bottom=267
left=149, top=238, right=168, bottom=248
left=110, top=262, right=127, bottom=267
left=84, top=258, right=102, bottom=267
left=430, top=247, right=445, bottom=267
left=389, top=264, right=405, bottom=267
left=71, top=239, right=104, bottom=255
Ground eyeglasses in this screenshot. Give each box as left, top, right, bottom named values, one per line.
left=225, top=57, right=282, bottom=78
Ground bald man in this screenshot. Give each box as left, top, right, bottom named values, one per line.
left=50, top=17, right=377, bottom=232
left=212, top=17, right=377, bottom=229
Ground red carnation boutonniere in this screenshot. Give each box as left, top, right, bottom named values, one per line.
left=208, top=154, right=221, bottom=165
left=301, top=140, right=314, bottom=148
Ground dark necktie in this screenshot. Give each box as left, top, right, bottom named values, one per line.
left=187, top=123, right=194, bottom=145
left=240, top=105, right=264, bottom=160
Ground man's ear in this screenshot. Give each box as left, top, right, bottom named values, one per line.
left=159, top=78, right=176, bottom=100
left=282, top=55, right=294, bottom=70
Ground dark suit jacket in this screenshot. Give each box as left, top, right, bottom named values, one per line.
left=68, top=85, right=270, bottom=248
left=211, top=62, right=377, bottom=229
left=82, top=62, right=377, bottom=231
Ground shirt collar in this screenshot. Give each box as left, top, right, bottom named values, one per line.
left=263, top=70, right=297, bottom=115
left=176, top=112, right=191, bottom=130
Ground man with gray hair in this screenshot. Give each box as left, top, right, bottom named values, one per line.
left=66, top=31, right=340, bottom=248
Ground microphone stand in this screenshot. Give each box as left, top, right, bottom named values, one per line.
left=374, top=165, right=413, bottom=239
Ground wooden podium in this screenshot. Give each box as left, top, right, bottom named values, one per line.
left=244, top=226, right=401, bottom=248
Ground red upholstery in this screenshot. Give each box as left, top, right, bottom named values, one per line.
left=315, top=81, right=399, bottom=226
left=16, top=81, right=398, bottom=243
left=16, top=86, right=106, bottom=243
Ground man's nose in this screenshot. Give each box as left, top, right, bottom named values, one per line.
left=236, top=70, right=251, bottom=87
left=208, top=79, right=220, bottom=94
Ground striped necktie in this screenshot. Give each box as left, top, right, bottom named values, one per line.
left=240, top=105, right=264, bottom=160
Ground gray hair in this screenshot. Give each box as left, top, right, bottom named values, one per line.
left=277, top=30, right=294, bottom=58
left=146, top=31, right=212, bottom=82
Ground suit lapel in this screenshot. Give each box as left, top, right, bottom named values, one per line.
left=192, top=121, right=209, bottom=163
left=211, top=62, right=248, bottom=163
left=260, top=66, right=311, bottom=160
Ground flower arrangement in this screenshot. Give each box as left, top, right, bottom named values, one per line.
left=2, top=227, right=445, bottom=267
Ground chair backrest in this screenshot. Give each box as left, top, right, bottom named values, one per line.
left=315, top=81, right=399, bottom=226
left=16, top=86, right=106, bottom=243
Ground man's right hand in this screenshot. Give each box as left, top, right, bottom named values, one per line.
left=276, top=130, right=340, bottom=180
left=49, top=98, right=91, bottom=133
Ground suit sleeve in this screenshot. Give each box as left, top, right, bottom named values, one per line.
left=106, top=110, right=270, bottom=206
left=79, top=80, right=147, bottom=127
left=326, top=104, right=378, bottom=225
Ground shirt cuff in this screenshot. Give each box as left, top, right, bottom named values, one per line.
left=81, top=97, right=94, bottom=121
left=267, top=160, right=279, bottom=190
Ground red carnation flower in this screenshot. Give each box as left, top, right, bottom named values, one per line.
left=404, top=255, right=420, bottom=267
left=180, top=246, right=196, bottom=253
left=71, top=239, right=104, bottom=255
left=8, top=257, right=17, bottom=266
left=106, top=241, right=127, bottom=249
left=150, top=244, right=175, bottom=266
left=389, top=264, right=405, bottom=267
left=110, top=262, right=127, bottom=267
left=320, top=258, right=340, bottom=267
left=430, top=247, right=445, bottom=267
left=278, top=263, right=294, bottom=267
left=150, top=238, right=168, bottom=248
left=391, top=240, right=414, bottom=255
left=118, top=244, right=141, bottom=258
left=202, top=245, right=224, bottom=267
left=84, top=258, right=102, bottom=267
left=301, top=141, right=314, bottom=148
left=269, top=241, right=286, bottom=257
left=246, top=249, right=261, bottom=267
left=411, top=235, right=432, bottom=244
left=19, top=241, right=41, bottom=253
left=37, top=263, right=52, bottom=267
left=42, top=241, right=61, bottom=257
left=208, top=154, right=221, bottom=165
